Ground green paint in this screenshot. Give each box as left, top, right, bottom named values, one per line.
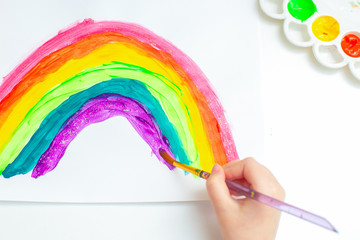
left=287, top=0, right=317, bottom=22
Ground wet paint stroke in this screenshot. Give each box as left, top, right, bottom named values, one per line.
left=32, top=93, right=174, bottom=178
left=0, top=19, right=238, bottom=178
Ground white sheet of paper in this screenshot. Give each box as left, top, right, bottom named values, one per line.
left=0, top=0, right=263, bottom=202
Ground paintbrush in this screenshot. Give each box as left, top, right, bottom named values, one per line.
left=159, top=149, right=337, bottom=233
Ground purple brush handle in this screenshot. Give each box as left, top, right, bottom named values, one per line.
left=200, top=171, right=337, bottom=232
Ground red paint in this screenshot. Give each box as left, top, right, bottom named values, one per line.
left=341, top=33, right=360, bottom=58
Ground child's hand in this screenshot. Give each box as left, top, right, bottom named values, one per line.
left=206, top=158, right=285, bottom=240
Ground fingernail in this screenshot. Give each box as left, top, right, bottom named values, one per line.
left=211, top=164, right=221, bottom=174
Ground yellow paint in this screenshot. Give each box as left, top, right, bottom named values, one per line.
left=0, top=43, right=215, bottom=171
left=251, top=191, right=255, bottom=198
left=312, top=16, right=340, bottom=42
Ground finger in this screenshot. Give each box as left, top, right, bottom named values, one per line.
left=222, top=159, right=246, bottom=180
left=223, top=158, right=285, bottom=200
left=206, top=164, right=233, bottom=211
left=223, top=158, right=272, bottom=184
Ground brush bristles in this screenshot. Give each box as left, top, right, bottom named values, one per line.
left=159, top=149, right=175, bottom=166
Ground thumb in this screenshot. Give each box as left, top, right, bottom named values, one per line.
left=206, top=164, right=232, bottom=211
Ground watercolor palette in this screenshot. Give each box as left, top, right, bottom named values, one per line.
left=259, top=0, right=360, bottom=80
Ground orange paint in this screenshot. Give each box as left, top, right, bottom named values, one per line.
left=312, top=16, right=340, bottom=42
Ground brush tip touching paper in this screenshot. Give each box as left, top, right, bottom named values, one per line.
left=159, top=149, right=175, bottom=166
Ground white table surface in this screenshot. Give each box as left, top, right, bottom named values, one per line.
left=1, top=1, right=359, bottom=239
left=258, top=2, right=360, bottom=239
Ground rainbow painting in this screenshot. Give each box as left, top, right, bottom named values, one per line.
left=0, top=19, right=238, bottom=179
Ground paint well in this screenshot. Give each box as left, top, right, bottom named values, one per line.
left=341, top=33, right=360, bottom=58
left=287, top=0, right=317, bottom=22
left=312, top=16, right=340, bottom=42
